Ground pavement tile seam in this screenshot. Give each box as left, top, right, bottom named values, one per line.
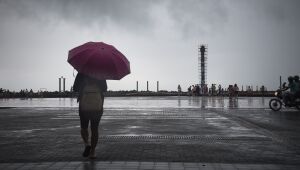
left=96, top=135, right=271, bottom=145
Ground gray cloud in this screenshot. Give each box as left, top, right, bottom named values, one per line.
left=165, top=0, right=228, bottom=37
left=0, top=0, right=156, bottom=32
left=234, top=0, right=300, bottom=22
left=0, top=0, right=229, bottom=37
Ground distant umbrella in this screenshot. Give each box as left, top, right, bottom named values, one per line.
left=68, top=42, right=130, bottom=80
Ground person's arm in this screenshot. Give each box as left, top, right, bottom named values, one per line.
left=282, top=83, right=290, bottom=91
left=73, top=73, right=83, bottom=92
left=282, top=87, right=289, bottom=91
left=102, top=80, right=107, bottom=92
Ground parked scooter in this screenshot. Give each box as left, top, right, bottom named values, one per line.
left=269, top=83, right=300, bottom=111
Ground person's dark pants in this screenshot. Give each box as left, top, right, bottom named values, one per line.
left=79, top=111, right=102, bottom=129
left=283, top=92, right=295, bottom=105
left=295, top=92, right=300, bottom=99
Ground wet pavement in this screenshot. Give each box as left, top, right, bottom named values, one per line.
left=0, top=97, right=300, bottom=169
left=0, top=96, right=270, bottom=108
left=1, top=161, right=299, bottom=170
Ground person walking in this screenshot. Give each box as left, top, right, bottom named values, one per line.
left=68, top=42, right=130, bottom=159
left=73, top=73, right=107, bottom=159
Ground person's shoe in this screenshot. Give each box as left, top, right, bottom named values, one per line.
left=82, top=145, right=91, bottom=157
left=89, top=150, right=97, bottom=159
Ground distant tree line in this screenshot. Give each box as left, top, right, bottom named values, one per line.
left=0, top=88, right=73, bottom=98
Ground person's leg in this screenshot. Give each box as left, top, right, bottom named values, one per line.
left=283, top=92, right=293, bottom=106
left=283, top=92, right=288, bottom=103
left=80, top=114, right=91, bottom=157
left=296, top=92, right=300, bottom=99
left=292, top=92, right=297, bottom=102
left=89, top=97, right=104, bottom=158
left=89, top=113, right=101, bottom=158
left=89, top=127, right=98, bottom=158
left=80, top=114, right=89, bottom=145
left=81, top=128, right=89, bottom=146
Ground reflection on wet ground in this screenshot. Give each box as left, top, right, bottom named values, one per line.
left=0, top=96, right=270, bottom=108
left=0, top=97, right=300, bottom=164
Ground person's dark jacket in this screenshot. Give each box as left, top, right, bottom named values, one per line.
left=73, top=73, right=107, bottom=102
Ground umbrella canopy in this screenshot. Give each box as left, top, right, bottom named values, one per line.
left=68, top=42, right=130, bottom=80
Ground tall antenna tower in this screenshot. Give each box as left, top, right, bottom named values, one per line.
left=198, top=44, right=207, bottom=87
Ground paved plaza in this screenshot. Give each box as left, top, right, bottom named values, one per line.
left=0, top=97, right=300, bottom=169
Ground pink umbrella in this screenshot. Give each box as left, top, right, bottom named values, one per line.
left=68, top=42, right=130, bottom=80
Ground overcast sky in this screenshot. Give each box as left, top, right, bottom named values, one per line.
left=0, top=0, right=299, bottom=92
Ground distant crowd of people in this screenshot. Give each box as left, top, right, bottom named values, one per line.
left=227, top=84, right=239, bottom=97
left=186, top=84, right=224, bottom=96
left=180, top=81, right=277, bottom=97
left=185, top=83, right=241, bottom=97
